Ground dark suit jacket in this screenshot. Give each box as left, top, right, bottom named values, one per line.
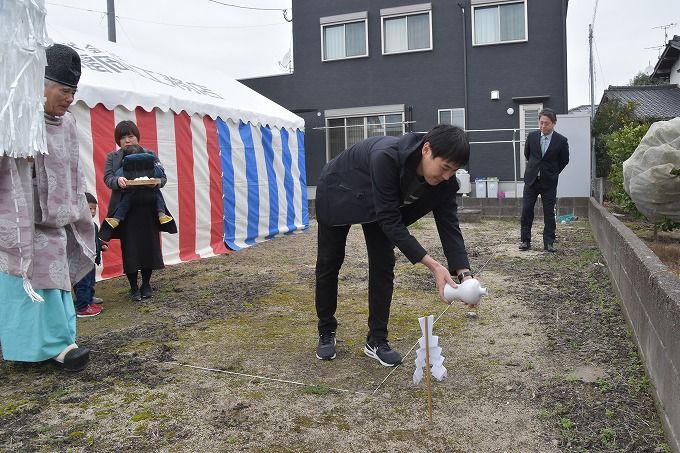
left=315, top=133, right=470, bottom=272
left=523, top=130, right=569, bottom=188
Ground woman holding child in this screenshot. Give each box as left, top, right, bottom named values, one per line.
left=102, top=120, right=176, bottom=301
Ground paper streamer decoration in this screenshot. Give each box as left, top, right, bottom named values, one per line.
left=413, top=314, right=448, bottom=384
left=1, top=0, right=51, bottom=158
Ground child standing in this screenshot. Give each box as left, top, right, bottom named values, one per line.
left=104, top=144, right=172, bottom=229
left=74, top=192, right=107, bottom=317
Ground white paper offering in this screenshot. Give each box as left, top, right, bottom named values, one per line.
left=413, top=315, right=448, bottom=384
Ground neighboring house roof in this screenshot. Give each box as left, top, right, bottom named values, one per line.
left=568, top=104, right=598, bottom=115
left=599, top=85, right=680, bottom=121
left=652, top=35, right=680, bottom=82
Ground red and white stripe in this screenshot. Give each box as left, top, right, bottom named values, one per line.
left=72, top=102, right=229, bottom=280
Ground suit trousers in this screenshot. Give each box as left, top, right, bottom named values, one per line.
left=315, top=221, right=396, bottom=342
left=520, top=178, right=557, bottom=246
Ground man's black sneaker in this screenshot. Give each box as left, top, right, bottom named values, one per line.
left=316, top=332, right=336, bottom=360
left=364, top=340, right=402, bottom=367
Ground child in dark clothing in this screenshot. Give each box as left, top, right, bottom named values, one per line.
left=74, top=192, right=108, bottom=318
left=104, top=144, right=172, bottom=229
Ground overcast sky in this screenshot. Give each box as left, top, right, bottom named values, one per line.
left=45, top=0, right=679, bottom=110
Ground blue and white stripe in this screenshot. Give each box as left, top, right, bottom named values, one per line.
left=217, top=119, right=308, bottom=250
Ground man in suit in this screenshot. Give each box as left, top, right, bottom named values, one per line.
left=519, top=108, right=569, bottom=252
left=314, top=125, right=477, bottom=367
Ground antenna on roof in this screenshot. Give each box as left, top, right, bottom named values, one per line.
left=653, top=23, right=677, bottom=44
left=644, top=44, right=665, bottom=58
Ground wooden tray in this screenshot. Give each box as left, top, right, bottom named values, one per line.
left=126, top=178, right=161, bottom=186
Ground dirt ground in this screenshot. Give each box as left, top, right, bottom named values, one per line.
left=0, top=218, right=672, bottom=452
left=623, top=222, right=680, bottom=279
left=606, top=202, right=680, bottom=278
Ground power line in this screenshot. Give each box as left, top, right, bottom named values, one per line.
left=114, top=16, right=135, bottom=50
left=593, top=39, right=605, bottom=91
left=205, top=0, right=286, bottom=11
left=590, top=0, right=599, bottom=31
left=46, top=1, right=289, bottom=29
left=120, top=16, right=287, bottom=29
left=47, top=0, right=287, bottom=13
left=46, top=1, right=105, bottom=15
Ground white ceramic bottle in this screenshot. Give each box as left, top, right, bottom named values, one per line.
left=443, top=279, right=488, bottom=305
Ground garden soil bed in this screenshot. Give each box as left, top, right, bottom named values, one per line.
left=0, top=218, right=671, bottom=452
left=605, top=203, right=680, bottom=278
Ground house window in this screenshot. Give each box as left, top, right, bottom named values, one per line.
left=438, top=108, right=466, bottom=129
left=381, top=4, right=433, bottom=54
left=325, top=109, right=405, bottom=160
left=320, top=12, right=368, bottom=61
left=472, top=1, right=526, bottom=46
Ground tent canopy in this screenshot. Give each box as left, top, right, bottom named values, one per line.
left=47, top=29, right=308, bottom=279
left=49, top=28, right=304, bottom=130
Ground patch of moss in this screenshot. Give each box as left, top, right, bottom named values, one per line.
left=123, top=392, right=140, bottom=404
left=302, top=385, right=330, bottom=395
left=292, top=415, right=316, bottom=429
left=134, top=422, right=148, bottom=435
left=226, top=435, right=239, bottom=444
left=144, top=392, right=168, bottom=402
left=48, top=387, right=69, bottom=400
left=131, top=408, right=152, bottom=422
left=243, top=390, right=265, bottom=400
left=0, top=399, right=31, bottom=417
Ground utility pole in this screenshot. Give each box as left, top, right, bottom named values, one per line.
left=458, top=3, right=468, bottom=132
left=588, top=0, right=598, bottom=122
left=589, top=23, right=594, bottom=121
left=588, top=0, right=599, bottom=199
left=107, top=0, right=116, bottom=42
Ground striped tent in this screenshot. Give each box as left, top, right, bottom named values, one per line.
left=54, top=32, right=308, bottom=279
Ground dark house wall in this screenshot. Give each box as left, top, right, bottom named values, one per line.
left=241, top=0, right=568, bottom=186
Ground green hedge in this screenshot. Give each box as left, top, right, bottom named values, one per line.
left=604, top=123, right=650, bottom=213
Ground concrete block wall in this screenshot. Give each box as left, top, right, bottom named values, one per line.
left=589, top=198, right=680, bottom=452
left=457, top=196, right=589, bottom=219
left=306, top=196, right=590, bottom=220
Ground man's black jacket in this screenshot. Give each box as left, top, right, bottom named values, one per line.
left=523, top=130, right=569, bottom=188
left=315, top=133, right=470, bottom=272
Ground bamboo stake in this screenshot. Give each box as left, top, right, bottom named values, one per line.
left=424, top=316, right=433, bottom=423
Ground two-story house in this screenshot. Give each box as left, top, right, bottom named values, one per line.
left=241, top=0, right=569, bottom=195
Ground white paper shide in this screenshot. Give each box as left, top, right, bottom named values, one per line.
left=413, top=315, right=448, bottom=385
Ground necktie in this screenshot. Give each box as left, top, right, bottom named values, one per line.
left=541, top=136, right=548, bottom=156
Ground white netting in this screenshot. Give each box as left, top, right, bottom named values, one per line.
left=623, top=117, right=680, bottom=221
left=0, top=0, right=51, bottom=158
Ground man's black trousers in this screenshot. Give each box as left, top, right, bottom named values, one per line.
left=520, top=178, right=557, bottom=246
left=315, top=221, right=395, bottom=343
